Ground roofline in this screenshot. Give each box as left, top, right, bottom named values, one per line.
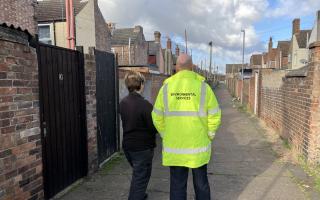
left=37, top=19, right=66, bottom=23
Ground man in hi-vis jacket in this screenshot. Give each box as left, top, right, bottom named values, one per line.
left=152, top=53, right=221, bottom=200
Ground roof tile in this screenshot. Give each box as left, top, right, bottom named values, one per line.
left=36, top=0, right=88, bottom=22
left=111, top=28, right=139, bottom=46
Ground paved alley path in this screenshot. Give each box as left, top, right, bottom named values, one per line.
left=60, top=85, right=314, bottom=200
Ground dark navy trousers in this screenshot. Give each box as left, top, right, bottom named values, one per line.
left=170, top=165, right=211, bottom=200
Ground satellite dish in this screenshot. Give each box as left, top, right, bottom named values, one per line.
left=300, top=59, right=308, bottom=65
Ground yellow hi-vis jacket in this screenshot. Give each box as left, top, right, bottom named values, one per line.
left=152, top=70, right=221, bottom=168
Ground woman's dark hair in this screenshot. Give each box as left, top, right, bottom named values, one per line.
left=124, top=71, right=145, bottom=93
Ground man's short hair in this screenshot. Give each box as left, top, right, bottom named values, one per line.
left=176, top=53, right=193, bottom=69
left=124, top=71, right=145, bottom=93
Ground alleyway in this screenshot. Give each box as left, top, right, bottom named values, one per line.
left=59, top=85, right=317, bottom=200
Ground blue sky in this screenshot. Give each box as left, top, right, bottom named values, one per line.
left=99, top=0, right=320, bottom=74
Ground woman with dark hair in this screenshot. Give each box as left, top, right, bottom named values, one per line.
left=120, top=71, right=157, bottom=200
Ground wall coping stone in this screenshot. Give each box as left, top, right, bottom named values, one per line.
left=285, top=66, right=308, bottom=78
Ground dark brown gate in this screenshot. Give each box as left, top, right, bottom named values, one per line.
left=37, top=44, right=88, bottom=199
left=95, top=49, right=119, bottom=164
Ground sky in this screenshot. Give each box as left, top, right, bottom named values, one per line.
left=98, top=0, right=320, bottom=74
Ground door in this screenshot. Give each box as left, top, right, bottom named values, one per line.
left=95, top=49, right=119, bottom=165
left=37, top=44, right=88, bottom=199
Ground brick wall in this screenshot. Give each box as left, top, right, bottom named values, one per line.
left=114, top=44, right=148, bottom=66
left=118, top=69, right=167, bottom=103
left=308, top=42, right=320, bottom=162
left=0, top=36, right=43, bottom=199
left=243, top=79, right=249, bottom=106
left=94, top=0, right=111, bottom=52
left=227, top=55, right=320, bottom=164
left=258, top=67, right=318, bottom=160
left=113, top=46, right=133, bottom=66
left=228, top=42, right=320, bottom=164
left=248, top=77, right=256, bottom=112
left=84, top=48, right=98, bottom=174
left=0, top=0, right=37, bottom=35
left=226, top=77, right=238, bottom=97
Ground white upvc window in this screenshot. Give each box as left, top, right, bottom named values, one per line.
left=38, top=24, right=54, bottom=45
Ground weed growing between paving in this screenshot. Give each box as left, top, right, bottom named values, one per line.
left=298, top=156, right=320, bottom=192
left=100, top=152, right=125, bottom=175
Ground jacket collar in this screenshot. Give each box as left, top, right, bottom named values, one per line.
left=129, top=91, right=143, bottom=98
left=164, top=70, right=205, bottom=84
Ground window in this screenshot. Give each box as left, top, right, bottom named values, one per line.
left=38, top=24, right=53, bottom=45
left=148, top=55, right=156, bottom=65
left=288, top=54, right=291, bottom=63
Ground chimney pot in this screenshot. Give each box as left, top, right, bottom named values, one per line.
left=292, top=18, right=300, bottom=36
left=268, top=37, right=273, bottom=52
left=175, top=45, right=180, bottom=56
left=154, top=31, right=161, bottom=43
left=167, top=38, right=172, bottom=50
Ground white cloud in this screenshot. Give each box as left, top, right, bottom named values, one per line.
left=267, top=0, right=320, bottom=18
left=98, top=0, right=269, bottom=72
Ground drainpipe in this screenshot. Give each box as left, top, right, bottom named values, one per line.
left=65, top=0, right=70, bottom=48
left=69, top=0, right=75, bottom=49
left=53, top=21, right=56, bottom=46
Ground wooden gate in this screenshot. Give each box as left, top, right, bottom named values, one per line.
left=95, top=49, right=119, bottom=165
left=37, top=44, right=88, bottom=199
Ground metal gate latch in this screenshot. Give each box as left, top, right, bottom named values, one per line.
left=59, top=73, right=64, bottom=81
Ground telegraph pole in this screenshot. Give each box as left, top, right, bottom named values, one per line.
left=209, top=41, right=213, bottom=79
left=185, top=29, right=188, bottom=54
left=241, top=30, right=245, bottom=104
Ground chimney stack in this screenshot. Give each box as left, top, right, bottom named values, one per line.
left=175, top=45, right=180, bottom=56
left=154, top=31, right=161, bottom=43
left=134, top=25, right=143, bottom=33
left=167, top=38, right=172, bottom=50
left=268, top=37, right=273, bottom=53
left=292, top=18, right=300, bottom=36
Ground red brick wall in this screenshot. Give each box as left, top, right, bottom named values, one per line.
left=308, top=42, right=320, bottom=162
left=0, top=0, right=37, bottom=35
left=243, top=79, right=249, bottom=106
left=258, top=61, right=320, bottom=162
left=0, top=39, right=43, bottom=199
left=228, top=44, right=320, bottom=163
left=84, top=48, right=98, bottom=174
left=248, top=77, right=256, bottom=112
left=226, top=77, right=238, bottom=98
left=236, top=80, right=242, bottom=98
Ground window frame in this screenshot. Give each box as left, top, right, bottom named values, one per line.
left=38, top=23, right=55, bottom=45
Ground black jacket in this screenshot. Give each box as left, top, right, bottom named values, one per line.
left=119, top=92, right=157, bottom=151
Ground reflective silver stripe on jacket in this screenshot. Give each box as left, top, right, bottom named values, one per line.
left=208, top=107, right=220, bottom=115
left=208, top=131, right=216, bottom=138
left=153, top=108, right=164, bottom=116
left=162, top=81, right=207, bottom=117
left=163, top=144, right=211, bottom=154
